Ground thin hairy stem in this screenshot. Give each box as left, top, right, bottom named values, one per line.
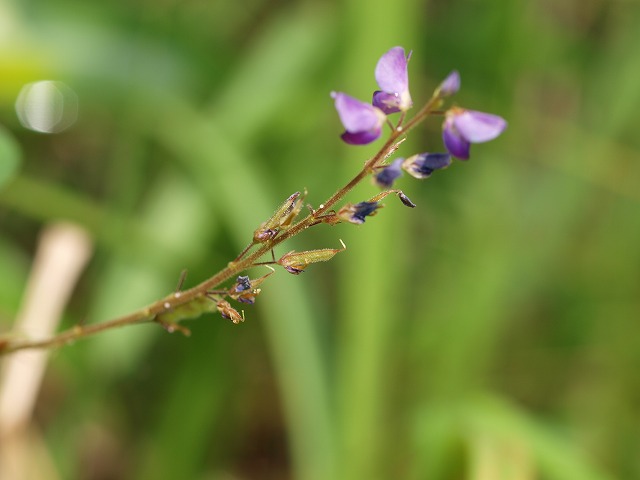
left=0, top=95, right=439, bottom=355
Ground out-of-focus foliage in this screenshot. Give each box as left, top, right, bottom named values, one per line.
left=1, top=0, right=640, bottom=479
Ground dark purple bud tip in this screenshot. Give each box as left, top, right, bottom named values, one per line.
left=402, top=153, right=451, bottom=179
left=284, top=265, right=305, bottom=275
left=234, top=275, right=252, bottom=293
left=398, top=192, right=416, bottom=208
left=352, top=201, right=380, bottom=224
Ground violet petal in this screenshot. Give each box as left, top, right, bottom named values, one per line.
left=375, top=47, right=412, bottom=110
left=372, top=91, right=401, bottom=115
left=332, top=91, right=384, bottom=145
left=331, top=91, right=381, bottom=133
left=375, top=47, right=409, bottom=93
left=442, top=118, right=471, bottom=160
left=341, top=128, right=382, bottom=145
left=454, top=110, right=507, bottom=143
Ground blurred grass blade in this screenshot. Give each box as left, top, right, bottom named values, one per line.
left=0, top=126, right=21, bottom=189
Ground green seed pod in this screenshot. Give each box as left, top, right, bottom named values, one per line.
left=253, top=192, right=303, bottom=243
left=278, top=240, right=346, bottom=274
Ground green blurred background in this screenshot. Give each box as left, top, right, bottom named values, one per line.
left=1, top=0, right=640, bottom=478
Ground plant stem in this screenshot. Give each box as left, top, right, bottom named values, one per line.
left=0, top=95, right=439, bottom=355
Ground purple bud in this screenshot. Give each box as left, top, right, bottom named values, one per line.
left=402, top=153, right=452, bottom=179
left=374, top=158, right=404, bottom=188
left=436, top=70, right=460, bottom=97
left=372, top=91, right=401, bottom=115
left=331, top=91, right=385, bottom=145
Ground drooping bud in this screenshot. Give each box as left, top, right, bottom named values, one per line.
left=398, top=191, right=416, bottom=208
left=278, top=240, right=346, bottom=274
left=368, top=189, right=417, bottom=208
left=254, top=192, right=304, bottom=243
left=216, top=300, right=244, bottom=324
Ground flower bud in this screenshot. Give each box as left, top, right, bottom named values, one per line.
left=368, top=189, right=416, bottom=208
left=374, top=158, right=404, bottom=188
left=435, top=70, right=460, bottom=98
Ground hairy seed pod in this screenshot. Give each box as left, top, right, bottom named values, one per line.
left=278, top=240, right=346, bottom=274
left=253, top=192, right=303, bottom=243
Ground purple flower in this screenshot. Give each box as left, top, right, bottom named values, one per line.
left=374, top=158, right=404, bottom=188
left=402, top=153, right=451, bottom=179
left=436, top=70, right=460, bottom=98
left=372, top=46, right=412, bottom=114
left=442, top=107, right=507, bottom=160
left=331, top=92, right=386, bottom=145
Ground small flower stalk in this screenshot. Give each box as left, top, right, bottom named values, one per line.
left=0, top=45, right=507, bottom=354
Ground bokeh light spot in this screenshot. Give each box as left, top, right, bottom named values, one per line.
left=15, top=81, right=78, bottom=134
